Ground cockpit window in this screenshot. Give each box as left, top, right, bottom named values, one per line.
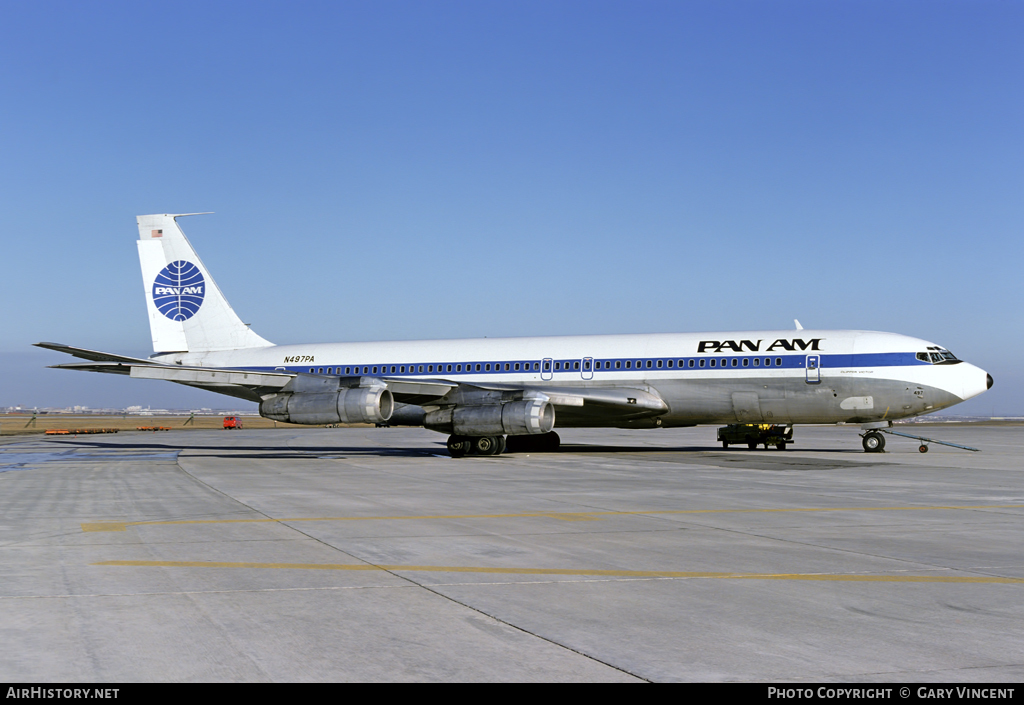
left=919, top=350, right=960, bottom=364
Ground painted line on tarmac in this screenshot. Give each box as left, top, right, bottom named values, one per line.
left=92, top=560, right=1024, bottom=583
left=81, top=503, right=1024, bottom=533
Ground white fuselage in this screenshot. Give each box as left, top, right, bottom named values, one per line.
left=156, top=328, right=990, bottom=428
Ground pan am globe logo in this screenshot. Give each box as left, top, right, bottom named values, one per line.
left=152, top=260, right=205, bottom=321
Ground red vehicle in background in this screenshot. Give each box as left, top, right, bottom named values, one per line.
left=223, top=416, right=242, bottom=429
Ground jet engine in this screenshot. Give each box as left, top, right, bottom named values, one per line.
left=260, top=387, right=394, bottom=425
left=424, top=400, right=554, bottom=436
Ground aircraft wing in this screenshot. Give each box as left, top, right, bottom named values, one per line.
left=39, top=345, right=668, bottom=423
left=41, top=352, right=459, bottom=405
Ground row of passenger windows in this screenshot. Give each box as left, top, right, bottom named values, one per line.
left=306, top=357, right=788, bottom=375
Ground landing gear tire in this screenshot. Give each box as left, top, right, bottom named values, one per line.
left=472, top=436, right=503, bottom=456
left=862, top=431, right=886, bottom=453
left=722, top=441, right=729, bottom=449
left=777, top=441, right=787, bottom=451
left=447, top=435, right=472, bottom=458
left=919, top=444, right=929, bottom=453
left=747, top=441, right=757, bottom=450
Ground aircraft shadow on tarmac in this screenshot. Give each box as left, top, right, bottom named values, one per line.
left=48, top=438, right=868, bottom=459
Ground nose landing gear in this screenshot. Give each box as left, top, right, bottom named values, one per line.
left=861, top=430, right=886, bottom=453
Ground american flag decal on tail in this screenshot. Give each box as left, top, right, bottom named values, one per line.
left=151, top=230, right=163, bottom=237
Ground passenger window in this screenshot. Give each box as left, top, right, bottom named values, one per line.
left=485, top=363, right=491, bottom=371
left=345, top=367, right=351, bottom=374
left=574, top=361, right=580, bottom=370
left=504, top=363, right=510, bottom=371
left=514, top=363, right=520, bottom=371
left=534, top=362, right=540, bottom=370
left=309, top=368, right=314, bottom=373
left=710, top=359, right=716, bottom=367
left=626, top=361, right=632, bottom=369
left=646, top=360, right=652, bottom=369
left=776, top=358, right=782, bottom=366
left=688, top=360, right=694, bottom=368
left=699, top=359, right=705, bottom=368
left=753, top=358, right=759, bottom=367
left=318, top=368, right=323, bottom=374
left=418, top=365, right=423, bottom=373
left=742, top=359, right=748, bottom=367
left=666, top=360, right=672, bottom=368
left=447, top=365, right=452, bottom=372
left=731, top=359, right=738, bottom=367
left=615, top=361, right=621, bottom=369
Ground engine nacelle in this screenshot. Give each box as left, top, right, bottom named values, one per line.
left=424, top=400, right=554, bottom=436
left=260, top=388, right=394, bottom=425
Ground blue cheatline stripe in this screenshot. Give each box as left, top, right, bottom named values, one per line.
left=235, top=351, right=928, bottom=377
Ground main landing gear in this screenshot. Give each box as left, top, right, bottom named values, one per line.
left=447, top=432, right=561, bottom=457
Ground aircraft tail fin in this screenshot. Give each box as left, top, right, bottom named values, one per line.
left=136, top=214, right=272, bottom=354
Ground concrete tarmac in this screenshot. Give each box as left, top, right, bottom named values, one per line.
left=1, top=424, right=1022, bottom=682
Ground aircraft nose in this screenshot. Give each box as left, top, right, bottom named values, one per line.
left=987, top=373, right=994, bottom=390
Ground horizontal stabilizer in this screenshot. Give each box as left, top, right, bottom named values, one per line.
left=34, top=342, right=154, bottom=365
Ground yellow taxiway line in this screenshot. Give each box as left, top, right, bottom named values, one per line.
left=81, top=503, right=1024, bottom=533
left=92, top=560, right=1024, bottom=584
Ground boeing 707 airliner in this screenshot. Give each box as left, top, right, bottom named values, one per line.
left=38, top=213, right=993, bottom=456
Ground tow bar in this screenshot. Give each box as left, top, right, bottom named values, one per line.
left=880, top=426, right=983, bottom=454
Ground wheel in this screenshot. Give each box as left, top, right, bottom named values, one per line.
left=919, top=444, right=928, bottom=453
left=777, top=441, right=787, bottom=450
left=862, top=431, right=885, bottom=453
left=447, top=435, right=472, bottom=458
left=540, top=431, right=560, bottom=452
left=472, top=436, right=500, bottom=456
left=747, top=441, right=757, bottom=450
left=722, top=441, right=729, bottom=449
left=494, top=435, right=506, bottom=455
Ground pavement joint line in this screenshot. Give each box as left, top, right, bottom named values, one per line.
left=91, top=560, right=1024, bottom=583
left=79, top=503, right=1024, bottom=532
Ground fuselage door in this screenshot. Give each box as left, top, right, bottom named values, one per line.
left=582, top=357, right=594, bottom=380
left=805, top=355, right=821, bottom=384
left=541, top=358, right=553, bottom=381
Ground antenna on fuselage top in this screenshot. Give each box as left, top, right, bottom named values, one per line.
left=794, top=319, right=804, bottom=330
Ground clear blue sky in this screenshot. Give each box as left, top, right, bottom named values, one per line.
left=1, top=0, right=1021, bottom=413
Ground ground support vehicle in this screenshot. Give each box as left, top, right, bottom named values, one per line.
left=718, top=423, right=793, bottom=450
